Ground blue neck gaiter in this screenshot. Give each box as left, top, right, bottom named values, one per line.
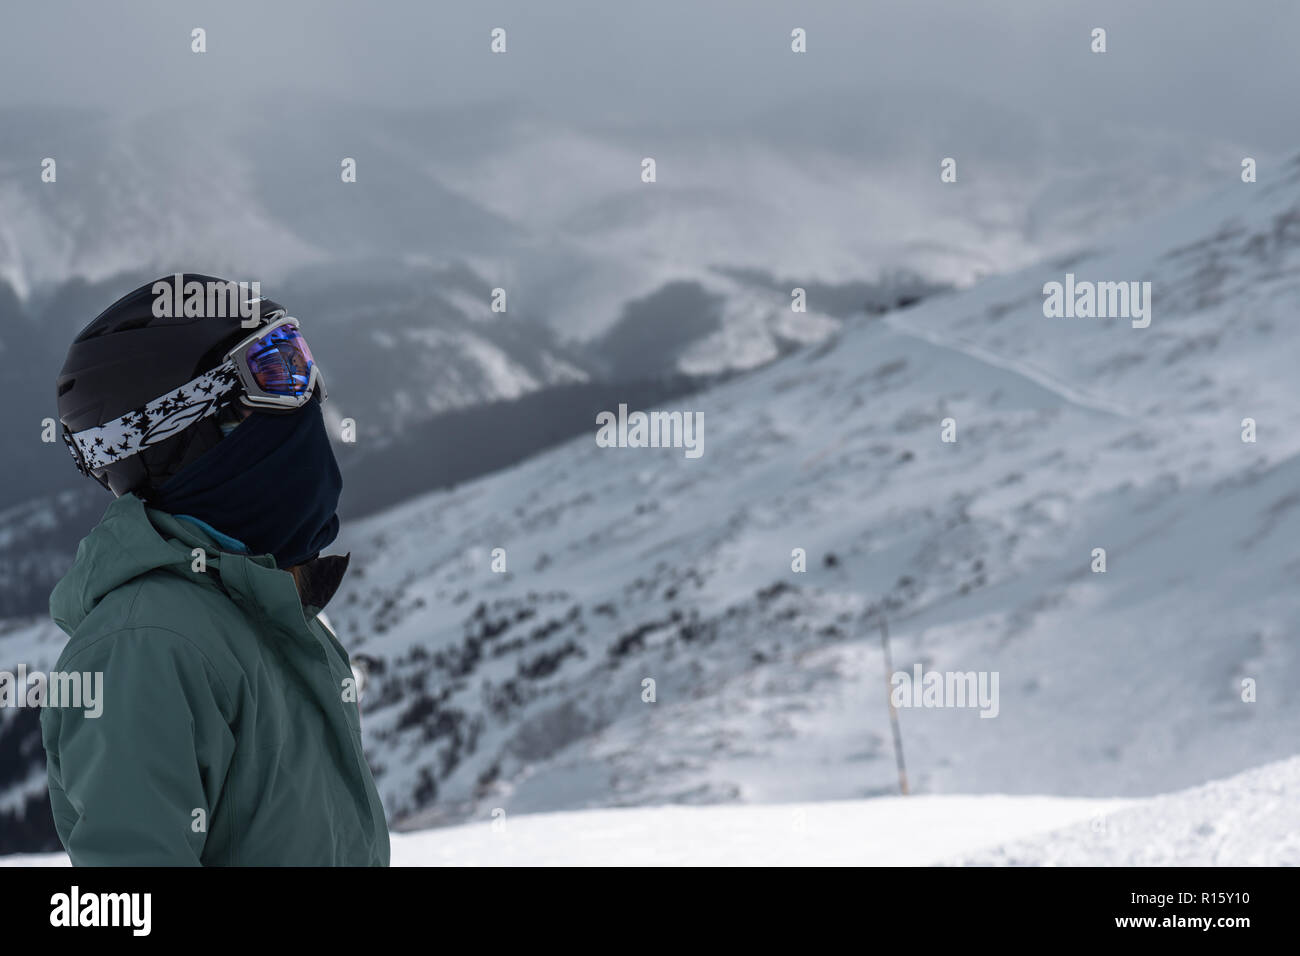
left=148, top=396, right=342, bottom=569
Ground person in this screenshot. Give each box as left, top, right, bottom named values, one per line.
left=41, top=275, right=390, bottom=866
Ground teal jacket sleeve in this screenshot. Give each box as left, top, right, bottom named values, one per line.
left=40, top=627, right=238, bottom=866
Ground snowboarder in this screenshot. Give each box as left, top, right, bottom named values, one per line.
left=42, top=275, right=390, bottom=865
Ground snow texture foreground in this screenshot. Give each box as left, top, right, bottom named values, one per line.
left=3, top=755, right=1295, bottom=866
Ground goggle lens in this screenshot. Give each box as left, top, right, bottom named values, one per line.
left=245, top=324, right=316, bottom=398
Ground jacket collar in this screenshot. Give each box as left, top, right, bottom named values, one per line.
left=146, top=505, right=347, bottom=616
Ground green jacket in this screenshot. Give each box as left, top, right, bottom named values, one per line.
left=41, top=493, right=390, bottom=866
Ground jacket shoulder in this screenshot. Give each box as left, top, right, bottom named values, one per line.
left=54, top=570, right=248, bottom=682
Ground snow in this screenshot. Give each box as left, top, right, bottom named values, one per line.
left=306, top=149, right=1300, bottom=827
left=6, top=105, right=1299, bottom=860
left=387, top=795, right=1128, bottom=867
left=6, top=755, right=1297, bottom=866
left=956, top=755, right=1300, bottom=867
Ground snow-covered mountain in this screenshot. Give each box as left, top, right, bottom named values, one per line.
left=306, top=151, right=1300, bottom=829
left=1, top=107, right=1292, bottom=855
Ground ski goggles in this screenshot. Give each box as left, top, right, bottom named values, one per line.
left=225, top=314, right=326, bottom=411
left=64, top=313, right=327, bottom=476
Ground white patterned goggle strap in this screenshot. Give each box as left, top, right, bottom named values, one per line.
left=66, top=361, right=243, bottom=473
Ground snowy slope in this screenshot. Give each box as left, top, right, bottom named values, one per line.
left=311, top=152, right=1300, bottom=828
left=3, top=127, right=1296, bottom=847
left=0, top=795, right=1127, bottom=867
left=0, top=613, right=73, bottom=844
left=955, top=755, right=1300, bottom=867
left=6, top=755, right=1297, bottom=866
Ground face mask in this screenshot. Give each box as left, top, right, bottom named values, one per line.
left=148, top=396, right=342, bottom=569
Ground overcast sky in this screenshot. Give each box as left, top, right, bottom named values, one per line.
left=2, top=0, right=1298, bottom=149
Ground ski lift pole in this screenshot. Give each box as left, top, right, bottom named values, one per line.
left=879, top=616, right=910, bottom=795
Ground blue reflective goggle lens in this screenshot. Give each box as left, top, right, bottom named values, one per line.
left=244, top=324, right=316, bottom=398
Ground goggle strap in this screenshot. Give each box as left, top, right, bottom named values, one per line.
left=66, top=361, right=243, bottom=471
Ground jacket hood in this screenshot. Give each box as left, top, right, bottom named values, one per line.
left=49, top=493, right=279, bottom=635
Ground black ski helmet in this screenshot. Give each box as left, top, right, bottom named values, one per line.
left=56, top=275, right=288, bottom=497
